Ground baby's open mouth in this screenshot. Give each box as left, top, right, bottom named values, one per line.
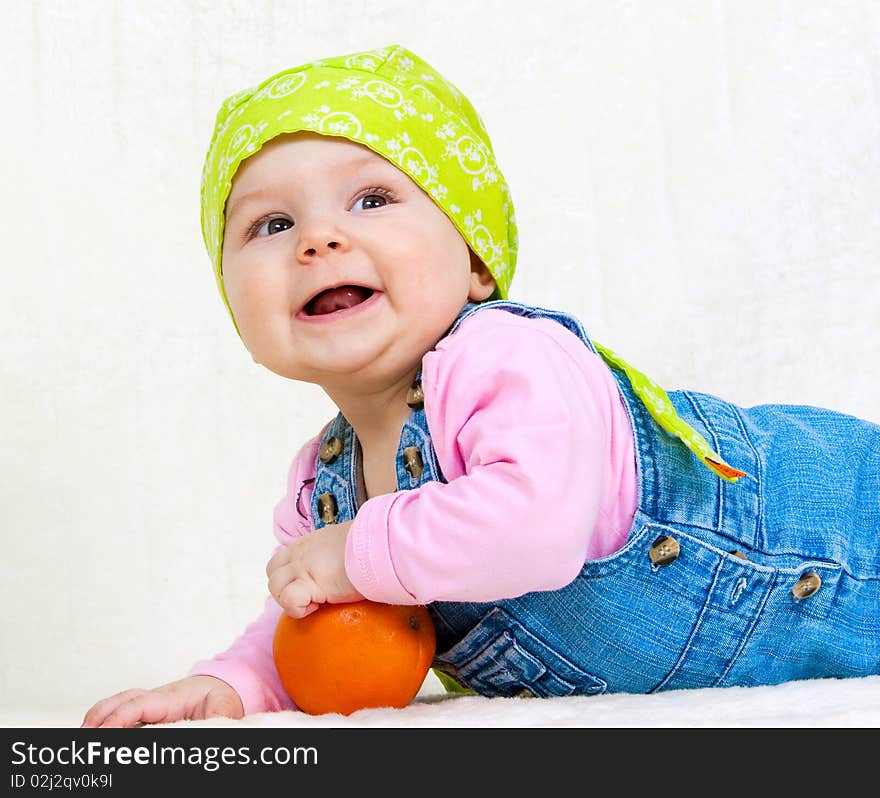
left=304, top=286, right=375, bottom=316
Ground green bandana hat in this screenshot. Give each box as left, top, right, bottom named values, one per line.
left=200, top=44, right=517, bottom=334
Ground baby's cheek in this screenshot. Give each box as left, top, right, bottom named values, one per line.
left=227, top=269, right=272, bottom=321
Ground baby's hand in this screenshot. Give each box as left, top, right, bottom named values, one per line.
left=80, top=675, right=244, bottom=728
left=267, top=520, right=363, bottom=619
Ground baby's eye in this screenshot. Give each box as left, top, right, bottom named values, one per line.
left=254, top=217, right=293, bottom=238
left=353, top=194, right=388, bottom=211
left=352, top=188, right=396, bottom=212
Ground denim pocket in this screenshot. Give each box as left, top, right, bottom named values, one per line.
left=432, top=607, right=607, bottom=698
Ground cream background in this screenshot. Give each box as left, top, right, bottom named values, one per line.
left=1, top=0, right=878, bottom=722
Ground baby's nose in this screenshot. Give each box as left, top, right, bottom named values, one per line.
left=302, top=240, right=341, bottom=257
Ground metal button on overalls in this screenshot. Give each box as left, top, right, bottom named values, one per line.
left=319, top=437, right=344, bottom=464
left=317, top=493, right=339, bottom=524
left=402, top=446, right=424, bottom=480
left=406, top=381, right=425, bottom=409
left=791, top=571, right=822, bottom=599
left=648, top=535, right=680, bottom=566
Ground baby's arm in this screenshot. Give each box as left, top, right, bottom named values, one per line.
left=346, top=311, right=625, bottom=605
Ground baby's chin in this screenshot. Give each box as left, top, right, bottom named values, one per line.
left=255, top=347, right=425, bottom=392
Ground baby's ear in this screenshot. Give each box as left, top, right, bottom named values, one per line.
left=467, top=249, right=496, bottom=301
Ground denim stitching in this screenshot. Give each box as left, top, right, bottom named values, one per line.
left=650, top=556, right=726, bottom=693
left=715, top=571, right=776, bottom=686
left=731, top=576, right=748, bottom=605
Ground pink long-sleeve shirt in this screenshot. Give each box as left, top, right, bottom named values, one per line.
left=190, top=308, right=638, bottom=714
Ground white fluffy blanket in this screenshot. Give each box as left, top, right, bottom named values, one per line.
left=5, top=674, right=878, bottom=729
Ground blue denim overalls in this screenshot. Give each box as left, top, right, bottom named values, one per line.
left=308, top=300, right=880, bottom=695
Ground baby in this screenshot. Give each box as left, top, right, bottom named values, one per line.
left=82, top=45, right=880, bottom=728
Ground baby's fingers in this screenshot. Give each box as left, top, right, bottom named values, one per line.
left=265, top=548, right=289, bottom=579
left=267, top=561, right=313, bottom=605
left=81, top=689, right=147, bottom=728
left=277, top=579, right=320, bottom=619
left=97, top=691, right=180, bottom=729
left=200, top=686, right=244, bottom=721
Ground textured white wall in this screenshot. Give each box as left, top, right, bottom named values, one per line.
left=1, top=0, right=878, bottom=713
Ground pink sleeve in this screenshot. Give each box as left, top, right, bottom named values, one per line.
left=188, top=433, right=322, bottom=716
left=344, top=309, right=634, bottom=605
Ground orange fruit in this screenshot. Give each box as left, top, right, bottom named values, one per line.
left=272, top=600, right=436, bottom=716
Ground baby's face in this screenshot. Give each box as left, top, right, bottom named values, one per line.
left=221, top=132, right=495, bottom=388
